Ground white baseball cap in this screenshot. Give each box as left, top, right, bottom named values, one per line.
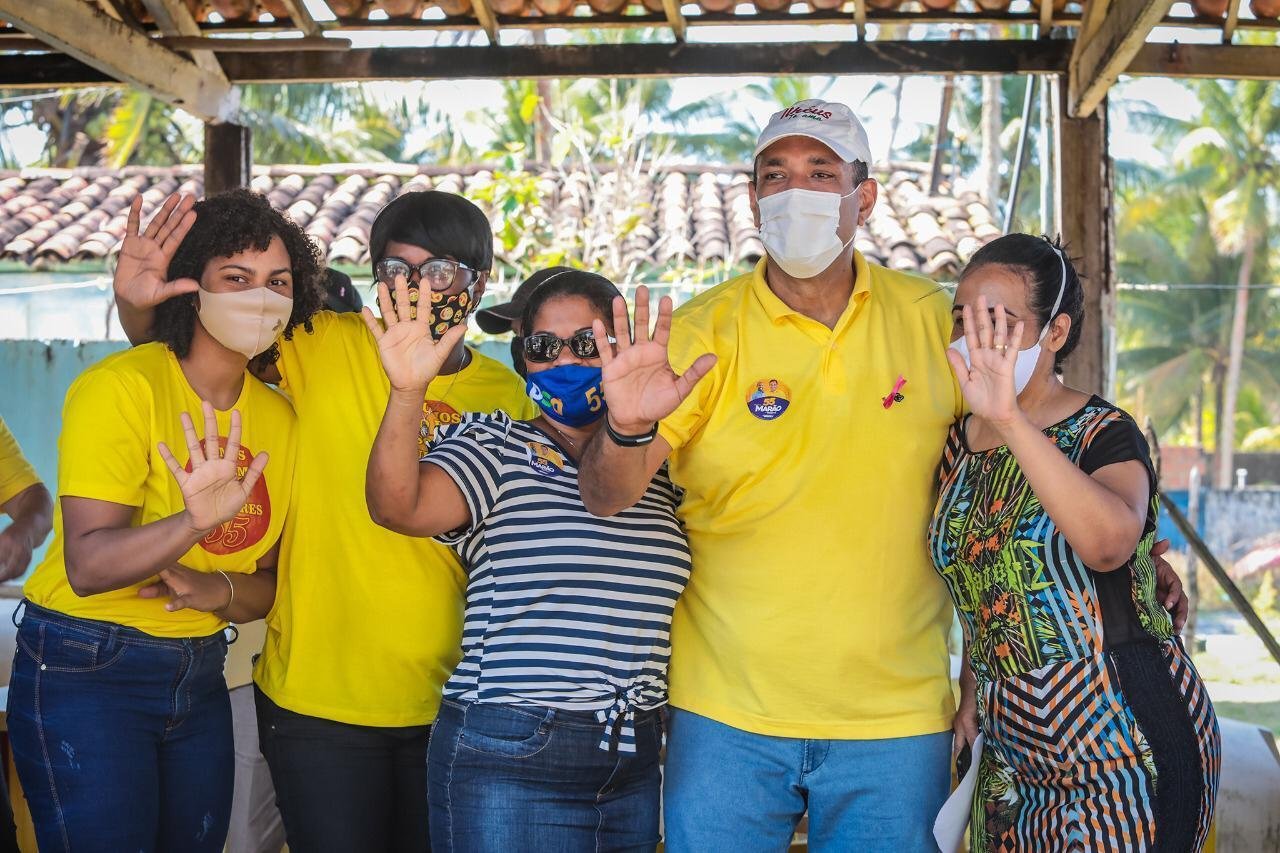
left=753, top=99, right=874, bottom=167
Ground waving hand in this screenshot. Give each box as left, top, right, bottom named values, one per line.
left=362, top=276, right=466, bottom=393
left=157, top=402, right=268, bottom=536
left=114, top=193, right=200, bottom=311
left=593, top=285, right=717, bottom=432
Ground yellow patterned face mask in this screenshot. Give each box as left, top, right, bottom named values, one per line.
left=423, top=284, right=476, bottom=340
left=376, top=256, right=486, bottom=340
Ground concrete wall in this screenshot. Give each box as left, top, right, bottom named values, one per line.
left=1205, top=488, right=1280, bottom=563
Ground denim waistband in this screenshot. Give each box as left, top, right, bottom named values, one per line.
left=15, top=600, right=228, bottom=648
left=438, top=697, right=661, bottom=733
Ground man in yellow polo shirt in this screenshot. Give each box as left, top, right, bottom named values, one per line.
left=114, top=190, right=535, bottom=852
left=579, top=101, right=962, bottom=850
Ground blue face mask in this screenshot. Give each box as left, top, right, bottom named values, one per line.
left=526, top=364, right=606, bottom=428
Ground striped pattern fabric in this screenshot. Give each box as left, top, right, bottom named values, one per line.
left=929, top=399, right=1220, bottom=850
left=424, top=412, right=691, bottom=752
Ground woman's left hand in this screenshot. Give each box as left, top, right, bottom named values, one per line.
left=137, top=564, right=233, bottom=613
left=947, top=295, right=1025, bottom=428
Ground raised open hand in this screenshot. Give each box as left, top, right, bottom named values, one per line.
left=361, top=275, right=467, bottom=393
left=114, top=192, right=200, bottom=311
left=158, top=402, right=268, bottom=536
left=593, top=285, right=716, bottom=432
left=946, top=296, right=1025, bottom=427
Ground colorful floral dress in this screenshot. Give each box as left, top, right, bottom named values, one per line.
left=928, top=397, right=1220, bottom=852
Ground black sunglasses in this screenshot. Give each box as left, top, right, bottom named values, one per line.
left=375, top=257, right=487, bottom=293
left=522, top=328, right=616, bottom=363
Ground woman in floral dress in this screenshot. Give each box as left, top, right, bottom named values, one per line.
left=929, top=234, right=1220, bottom=852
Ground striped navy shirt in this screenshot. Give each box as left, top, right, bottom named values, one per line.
left=424, top=412, right=691, bottom=752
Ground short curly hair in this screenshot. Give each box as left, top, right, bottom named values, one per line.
left=152, top=188, right=324, bottom=364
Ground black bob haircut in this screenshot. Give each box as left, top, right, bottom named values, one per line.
left=368, top=190, right=494, bottom=277
left=152, top=189, right=324, bottom=365
left=519, top=269, right=623, bottom=343
left=960, top=233, right=1085, bottom=373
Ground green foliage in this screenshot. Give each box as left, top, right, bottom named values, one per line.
left=1115, top=78, right=1280, bottom=450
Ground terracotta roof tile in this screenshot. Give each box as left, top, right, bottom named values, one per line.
left=0, top=164, right=997, bottom=279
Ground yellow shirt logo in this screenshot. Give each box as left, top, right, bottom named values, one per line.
left=745, top=379, right=792, bottom=421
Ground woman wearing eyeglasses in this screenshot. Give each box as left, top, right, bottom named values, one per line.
left=365, top=269, right=691, bottom=852
left=113, top=190, right=535, bottom=852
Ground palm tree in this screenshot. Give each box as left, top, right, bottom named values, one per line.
left=1114, top=158, right=1280, bottom=451
left=1130, top=76, right=1280, bottom=486
left=1, top=83, right=414, bottom=168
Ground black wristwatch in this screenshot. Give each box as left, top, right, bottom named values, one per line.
left=605, top=416, right=659, bottom=447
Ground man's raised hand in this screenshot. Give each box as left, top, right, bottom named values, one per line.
left=593, top=285, right=716, bottom=433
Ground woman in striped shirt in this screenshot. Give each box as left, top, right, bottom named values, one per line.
left=364, top=268, right=692, bottom=852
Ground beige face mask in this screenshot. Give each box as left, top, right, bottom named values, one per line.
left=196, top=287, right=294, bottom=359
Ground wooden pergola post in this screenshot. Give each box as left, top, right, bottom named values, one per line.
left=1055, top=77, right=1114, bottom=398
left=204, top=121, right=251, bottom=196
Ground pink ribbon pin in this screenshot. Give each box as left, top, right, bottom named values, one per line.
left=882, top=375, right=907, bottom=409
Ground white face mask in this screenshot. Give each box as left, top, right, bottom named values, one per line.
left=949, top=248, right=1067, bottom=396
left=758, top=184, right=860, bottom=280
left=197, top=287, right=294, bottom=359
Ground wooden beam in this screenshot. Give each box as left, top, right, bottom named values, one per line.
left=853, top=0, right=868, bottom=40
left=217, top=40, right=1074, bottom=81
left=39, top=39, right=1280, bottom=86
left=1038, top=0, right=1055, bottom=38
left=204, top=122, right=251, bottom=195
left=97, top=0, right=145, bottom=30
left=1055, top=76, right=1113, bottom=397
left=275, top=0, right=324, bottom=37
left=471, top=0, right=501, bottom=44
left=1126, top=41, right=1280, bottom=79
left=660, top=0, right=688, bottom=42
left=1067, top=0, right=1173, bottom=117
left=0, top=40, right=1074, bottom=85
left=0, top=0, right=235, bottom=121
left=0, top=35, right=351, bottom=52
left=14, top=7, right=1280, bottom=38
left=1224, top=0, right=1243, bottom=42
left=138, top=0, right=226, bottom=80
left=158, top=36, right=351, bottom=51
left=1079, top=0, right=1112, bottom=43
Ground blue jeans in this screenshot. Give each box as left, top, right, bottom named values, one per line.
left=663, top=708, right=951, bottom=853
left=428, top=698, right=662, bottom=852
left=7, top=602, right=233, bottom=853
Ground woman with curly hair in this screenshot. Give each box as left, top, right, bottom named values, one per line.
left=8, top=189, right=323, bottom=852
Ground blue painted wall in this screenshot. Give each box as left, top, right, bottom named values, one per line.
left=0, top=337, right=514, bottom=572
left=1, top=340, right=129, bottom=569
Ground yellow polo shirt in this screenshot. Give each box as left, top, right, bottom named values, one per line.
left=0, top=417, right=39, bottom=507
left=660, top=253, right=963, bottom=739
left=254, top=310, right=536, bottom=727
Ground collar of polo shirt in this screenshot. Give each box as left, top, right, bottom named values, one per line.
left=751, top=250, right=874, bottom=329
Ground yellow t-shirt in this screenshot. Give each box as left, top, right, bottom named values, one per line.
left=0, top=417, right=40, bottom=507
left=254, top=310, right=536, bottom=728
left=659, top=254, right=963, bottom=740
left=25, top=343, right=296, bottom=638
